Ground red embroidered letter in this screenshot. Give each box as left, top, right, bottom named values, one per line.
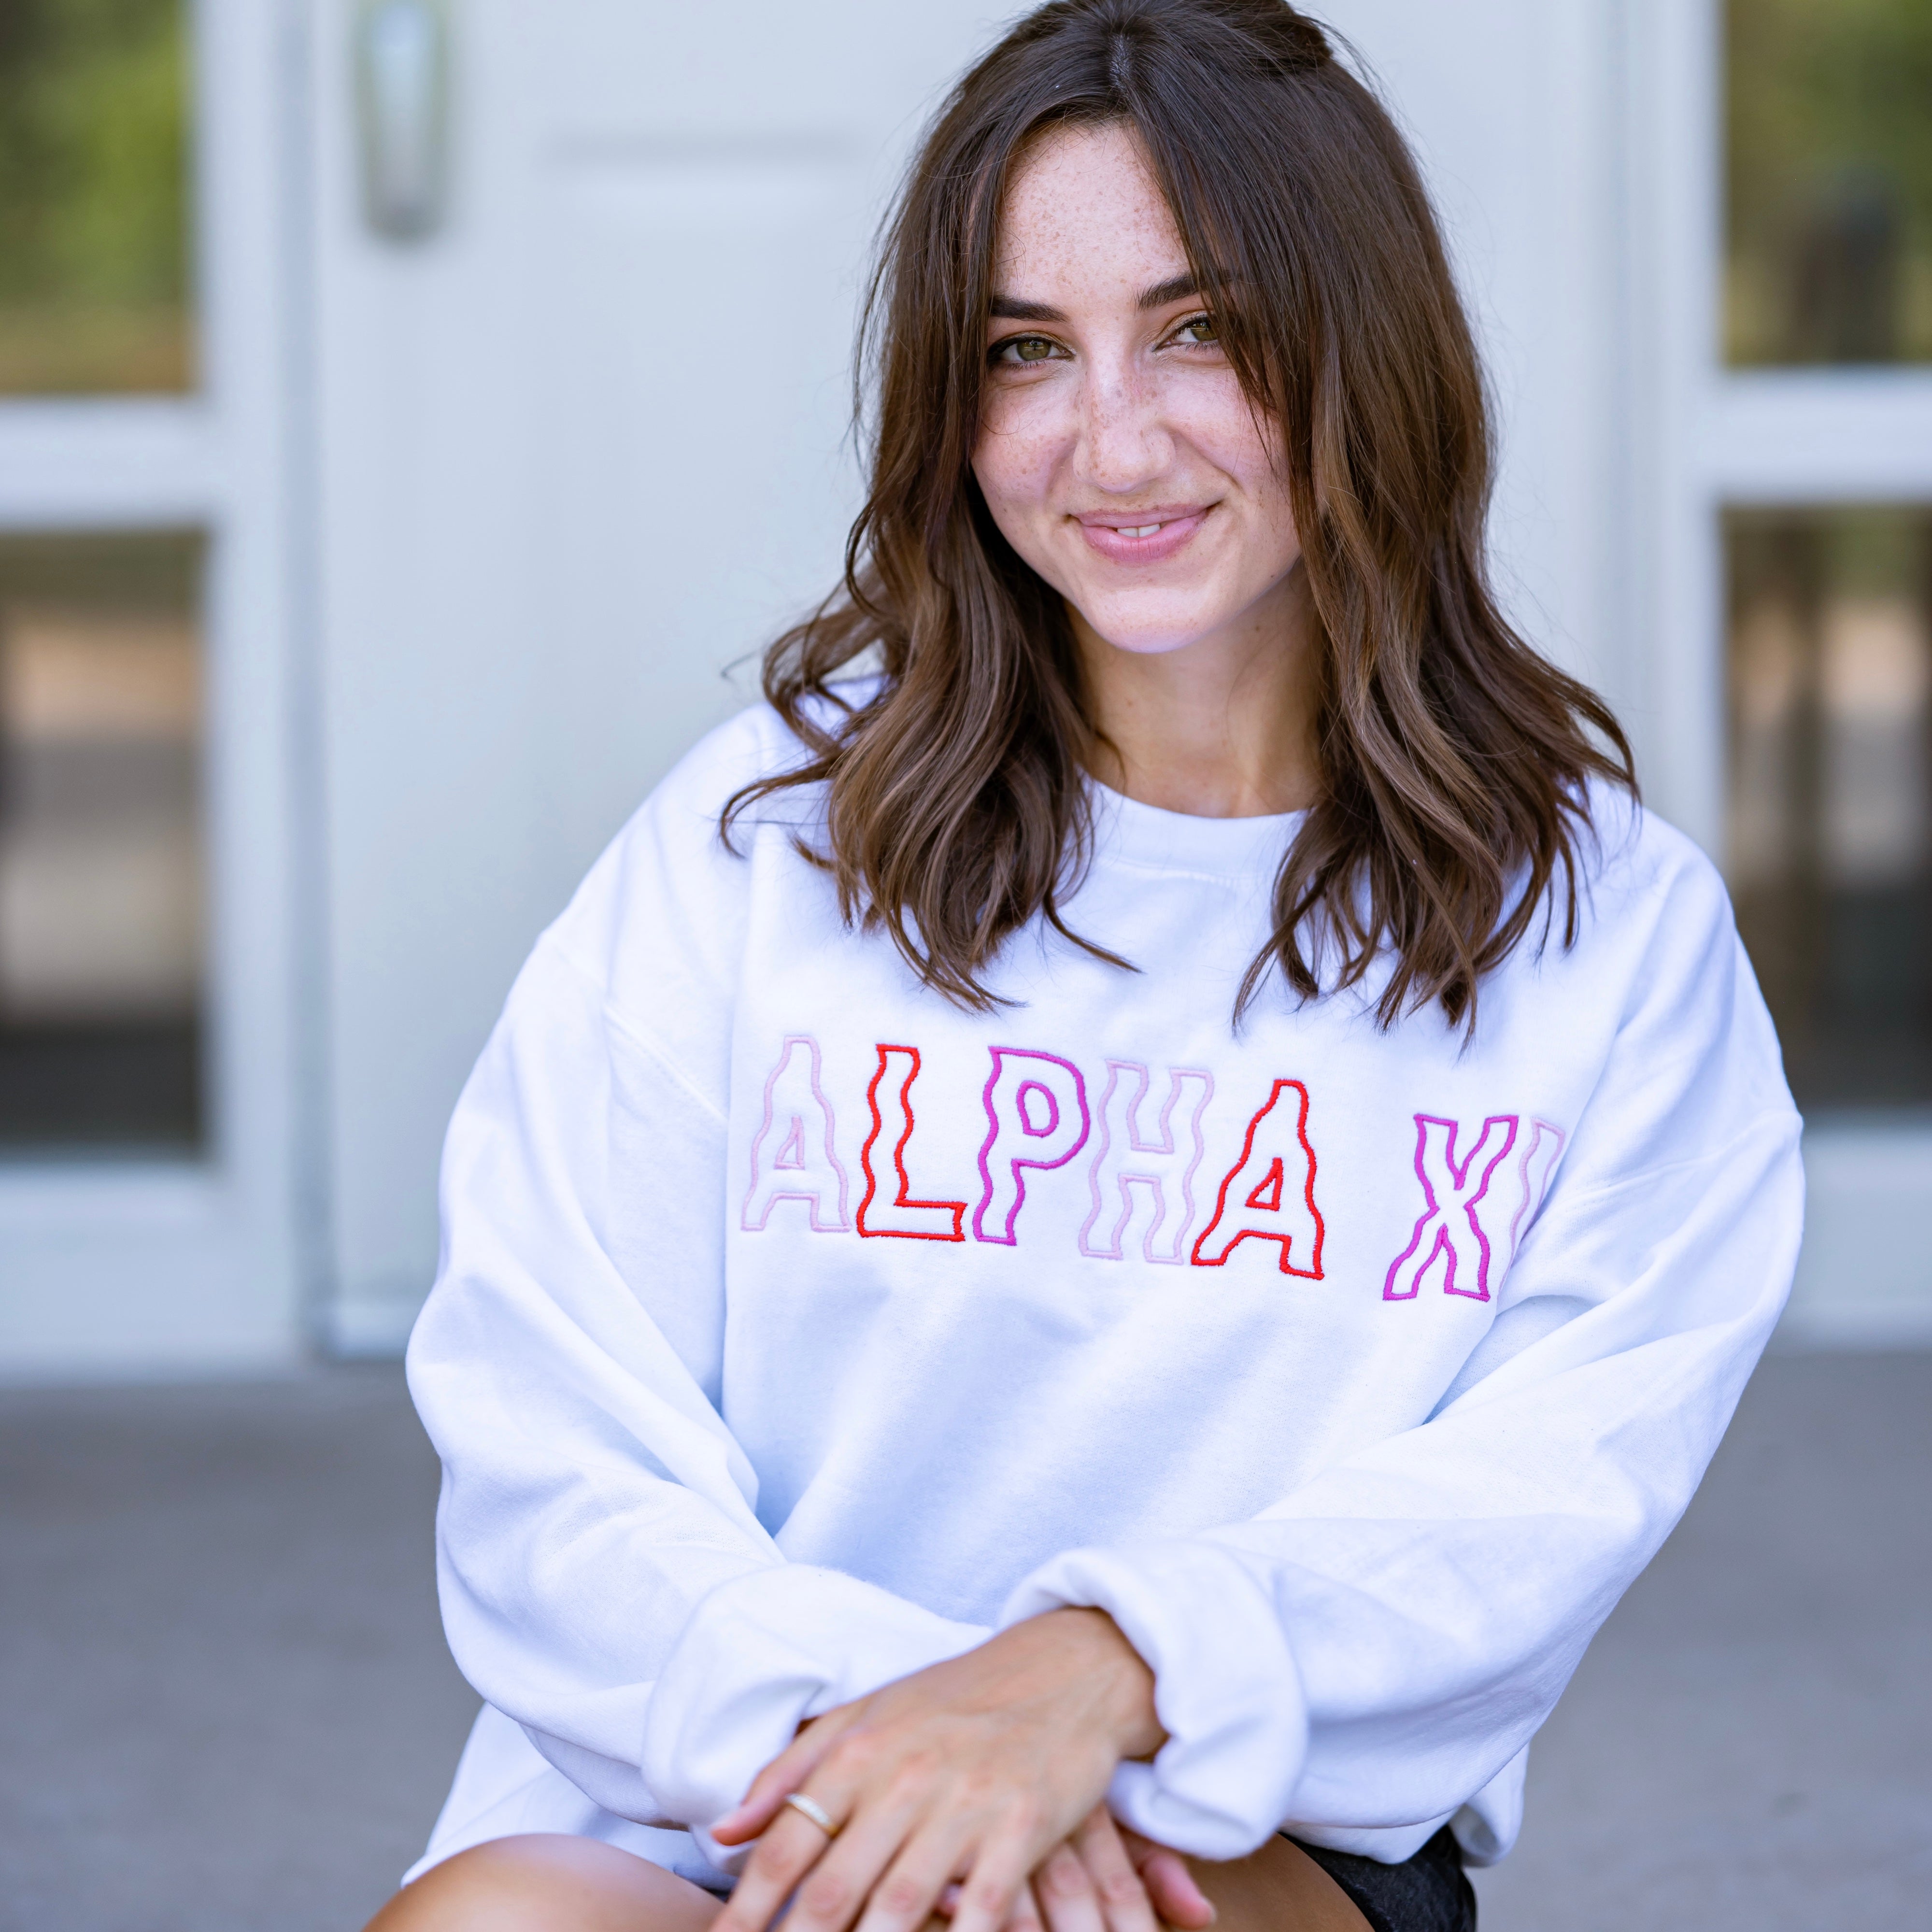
left=1191, top=1079, right=1325, bottom=1278
left=972, top=1047, right=1090, bottom=1245
left=857, top=1044, right=967, bottom=1241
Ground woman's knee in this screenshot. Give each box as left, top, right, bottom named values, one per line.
left=1185, top=1836, right=1373, bottom=1932
left=362, top=1834, right=726, bottom=1932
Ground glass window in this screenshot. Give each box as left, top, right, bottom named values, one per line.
left=1726, top=0, right=1932, bottom=365
left=1727, top=506, right=1932, bottom=1106
left=0, top=0, right=194, bottom=395
left=0, top=532, right=205, bottom=1150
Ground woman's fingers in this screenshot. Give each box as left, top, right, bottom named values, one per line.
left=945, top=1816, right=1044, bottom=1932
left=848, top=1814, right=987, bottom=1932
left=1119, top=1827, right=1213, bottom=1930
left=1033, top=1842, right=1109, bottom=1932
left=1004, top=1880, right=1049, bottom=1932
left=712, top=1710, right=857, bottom=1846
left=714, top=1804, right=848, bottom=1932
left=1065, top=1812, right=1161, bottom=1932
left=800, top=1809, right=965, bottom=1932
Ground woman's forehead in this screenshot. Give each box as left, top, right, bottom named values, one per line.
left=993, top=124, right=1191, bottom=302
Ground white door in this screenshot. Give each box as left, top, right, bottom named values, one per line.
left=0, top=0, right=302, bottom=1375
left=308, top=1, right=1004, bottom=1348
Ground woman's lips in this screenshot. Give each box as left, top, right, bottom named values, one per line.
left=1074, top=505, right=1211, bottom=566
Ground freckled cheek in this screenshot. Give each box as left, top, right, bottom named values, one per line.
left=1162, top=378, right=1274, bottom=486
left=973, top=394, right=1077, bottom=515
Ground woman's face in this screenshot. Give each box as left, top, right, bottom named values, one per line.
left=972, top=122, right=1301, bottom=658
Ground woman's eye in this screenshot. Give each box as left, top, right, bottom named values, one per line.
left=993, top=335, right=1063, bottom=366
left=1170, top=314, right=1220, bottom=347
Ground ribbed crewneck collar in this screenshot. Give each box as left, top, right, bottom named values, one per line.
left=1087, top=780, right=1304, bottom=880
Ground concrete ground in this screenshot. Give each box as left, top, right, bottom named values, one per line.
left=0, top=1353, right=1925, bottom=1932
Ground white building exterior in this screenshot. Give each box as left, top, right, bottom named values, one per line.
left=0, top=0, right=1925, bottom=1375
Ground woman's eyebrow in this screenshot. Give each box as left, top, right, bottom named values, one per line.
left=988, top=295, right=1065, bottom=322
left=1136, top=273, right=1201, bottom=310
left=987, top=275, right=1208, bottom=324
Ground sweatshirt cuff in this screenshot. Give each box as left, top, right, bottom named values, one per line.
left=1002, top=1542, right=1308, bottom=1861
left=639, top=1563, right=991, bottom=1875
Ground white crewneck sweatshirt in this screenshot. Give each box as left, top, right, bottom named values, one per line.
left=405, top=696, right=1802, bottom=1890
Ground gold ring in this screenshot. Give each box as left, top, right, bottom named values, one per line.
left=783, top=1791, right=839, bottom=1838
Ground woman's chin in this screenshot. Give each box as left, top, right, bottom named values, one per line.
left=1080, top=613, right=1227, bottom=659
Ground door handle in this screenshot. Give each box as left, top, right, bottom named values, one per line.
left=356, top=0, right=449, bottom=239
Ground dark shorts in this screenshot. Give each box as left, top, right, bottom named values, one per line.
left=1282, top=1826, right=1476, bottom=1932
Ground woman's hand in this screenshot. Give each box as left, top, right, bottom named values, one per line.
left=709, top=1609, right=1169, bottom=1932
left=944, top=1811, right=1214, bottom=1932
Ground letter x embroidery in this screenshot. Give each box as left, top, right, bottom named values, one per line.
left=1382, top=1114, right=1519, bottom=1301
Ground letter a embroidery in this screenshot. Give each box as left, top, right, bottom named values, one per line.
left=858, top=1044, right=967, bottom=1241
left=1382, top=1114, right=1520, bottom=1301
left=1191, top=1079, right=1325, bottom=1279
left=1079, top=1062, right=1214, bottom=1264
left=973, top=1048, right=1090, bottom=1244
left=741, top=1035, right=850, bottom=1232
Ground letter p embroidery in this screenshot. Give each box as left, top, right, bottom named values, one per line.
left=973, top=1048, right=1090, bottom=1244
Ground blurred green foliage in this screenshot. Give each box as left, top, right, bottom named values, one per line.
left=0, top=0, right=192, bottom=393
left=1727, top=0, right=1932, bottom=364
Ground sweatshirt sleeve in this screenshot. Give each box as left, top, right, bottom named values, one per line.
left=1002, top=829, right=1805, bottom=1864
left=406, top=724, right=987, bottom=1876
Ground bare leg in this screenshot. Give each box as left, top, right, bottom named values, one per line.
left=361, top=1834, right=727, bottom=1932
left=1184, top=1835, right=1373, bottom=1932
left=360, top=1831, right=1368, bottom=1932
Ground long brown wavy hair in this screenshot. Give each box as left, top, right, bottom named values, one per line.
left=725, top=0, right=1634, bottom=1029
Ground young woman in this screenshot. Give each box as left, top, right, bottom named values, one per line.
left=368, top=3, right=1802, bottom=1929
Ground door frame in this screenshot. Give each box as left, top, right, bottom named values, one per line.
left=0, top=0, right=312, bottom=1375
left=1624, top=0, right=1932, bottom=1345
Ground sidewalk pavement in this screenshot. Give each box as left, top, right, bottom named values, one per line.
left=0, top=1352, right=1925, bottom=1932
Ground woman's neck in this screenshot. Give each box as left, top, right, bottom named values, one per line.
left=1072, top=563, right=1321, bottom=819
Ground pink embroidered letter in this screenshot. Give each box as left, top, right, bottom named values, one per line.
left=740, top=1035, right=850, bottom=1233
left=1381, top=1114, right=1521, bottom=1301
left=1191, top=1079, right=1325, bottom=1278
left=857, top=1044, right=967, bottom=1241
left=1507, top=1117, right=1567, bottom=1256
left=972, top=1048, right=1091, bottom=1245
left=1078, top=1061, right=1214, bottom=1264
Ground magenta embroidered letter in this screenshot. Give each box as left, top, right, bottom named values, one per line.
left=1382, top=1114, right=1520, bottom=1301
left=741, top=1035, right=850, bottom=1233
left=1078, top=1061, right=1214, bottom=1264
left=857, top=1044, right=968, bottom=1241
left=1191, top=1079, right=1325, bottom=1278
left=972, top=1048, right=1091, bottom=1245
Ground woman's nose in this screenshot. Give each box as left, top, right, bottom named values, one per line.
left=1078, top=360, right=1172, bottom=495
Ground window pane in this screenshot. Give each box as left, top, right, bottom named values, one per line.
left=1727, top=507, right=1932, bottom=1107
left=0, top=533, right=204, bottom=1150
left=0, top=0, right=194, bottom=395
left=1726, top=0, right=1932, bottom=365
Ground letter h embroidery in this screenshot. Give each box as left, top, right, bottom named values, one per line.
left=1078, top=1061, right=1213, bottom=1264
